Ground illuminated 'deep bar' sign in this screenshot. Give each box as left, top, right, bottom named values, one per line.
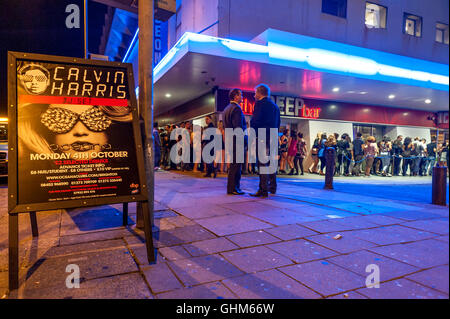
left=219, top=90, right=321, bottom=119
left=271, top=95, right=321, bottom=119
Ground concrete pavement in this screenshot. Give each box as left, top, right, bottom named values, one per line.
left=0, top=171, right=448, bottom=299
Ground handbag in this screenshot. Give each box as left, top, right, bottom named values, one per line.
left=318, top=148, right=324, bottom=158
left=311, top=138, right=320, bottom=155
left=349, top=160, right=355, bottom=173
left=402, top=149, right=411, bottom=158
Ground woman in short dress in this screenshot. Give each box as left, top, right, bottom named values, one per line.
left=294, top=132, right=308, bottom=175
left=279, top=129, right=289, bottom=174
left=287, top=131, right=298, bottom=175
left=308, top=132, right=322, bottom=174
left=438, top=141, right=448, bottom=167
left=363, top=136, right=379, bottom=177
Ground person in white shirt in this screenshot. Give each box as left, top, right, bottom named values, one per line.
left=412, top=137, right=422, bottom=176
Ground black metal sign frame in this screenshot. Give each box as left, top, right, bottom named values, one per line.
left=7, top=51, right=155, bottom=291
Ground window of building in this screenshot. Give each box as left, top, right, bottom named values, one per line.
left=176, top=6, right=182, bottom=27
left=403, top=13, right=422, bottom=37
left=322, top=0, right=347, bottom=19
left=431, top=129, right=449, bottom=145
left=365, top=2, right=387, bottom=29
left=0, top=124, right=6, bottom=141
left=436, top=22, right=449, bottom=44
left=353, top=124, right=386, bottom=141
left=175, top=6, right=182, bottom=39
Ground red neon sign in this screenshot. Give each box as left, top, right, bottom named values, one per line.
left=237, top=93, right=321, bottom=119
left=240, top=99, right=321, bottom=119
left=240, top=97, right=255, bottom=115
left=301, top=105, right=321, bottom=119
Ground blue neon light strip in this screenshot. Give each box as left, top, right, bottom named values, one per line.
left=122, top=27, right=140, bottom=63
left=152, top=31, right=448, bottom=91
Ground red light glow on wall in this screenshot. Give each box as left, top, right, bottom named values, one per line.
left=302, top=71, right=322, bottom=93
left=239, top=62, right=261, bottom=85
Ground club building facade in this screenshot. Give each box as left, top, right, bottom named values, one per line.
left=103, top=0, right=449, bottom=165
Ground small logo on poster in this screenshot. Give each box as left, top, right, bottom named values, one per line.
left=18, top=63, right=51, bottom=95
left=130, top=183, right=139, bottom=194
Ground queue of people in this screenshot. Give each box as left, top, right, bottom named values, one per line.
left=156, top=121, right=251, bottom=175
left=155, top=120, right=448, bottom=179
left=156, top=120, right=223, bottom=176
left=153, top=103, right=448, bottom=181
left=154, top=84, right=281, bottom=197
left=155, top=122, right=448, bottom=179
left=296, top=132, right=449, bottom=177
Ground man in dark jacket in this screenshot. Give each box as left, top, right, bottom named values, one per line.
left=203, top=115, right=217, bottom=178
left=223, top=89, right=247, bottom=195
left=426, top=137, right=437, bottom=175
left=352, top=132, right=365, bottom=176
left=153, top=122, right=161, bottom=170
left=250, top=84, right=280, bottom=197
left=392, top=135, right=404, bottom=176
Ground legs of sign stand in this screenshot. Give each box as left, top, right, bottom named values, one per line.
left=122, top=203, right=128, bottom=226
left=136, top=202, right=144, bottom=229
left=141, top=201, right=155, bottom=263
left=29, top=212, right=38, bottom=237
left=9, top=213, right=19, bottom=291
left=9, top=212, right=38, bottom=291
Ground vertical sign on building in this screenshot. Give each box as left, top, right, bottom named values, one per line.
left=154, top=20, right=169, bottom=67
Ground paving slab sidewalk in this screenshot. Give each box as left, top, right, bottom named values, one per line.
left=0, top=171, right=448, bottom=299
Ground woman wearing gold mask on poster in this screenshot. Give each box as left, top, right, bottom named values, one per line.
left=18, top=103, right=133, bottom=159
left=17, top=102, right=138, bottom=204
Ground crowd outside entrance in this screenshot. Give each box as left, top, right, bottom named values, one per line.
left=155, top=122, right=448, bottom=179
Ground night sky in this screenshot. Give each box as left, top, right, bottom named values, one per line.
left=0, top=0, right=109, bottom=117
left=88, top=0, right=109, bottom=55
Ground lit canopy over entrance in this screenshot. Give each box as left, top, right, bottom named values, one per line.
left=149, top=29, right=449, bottom=116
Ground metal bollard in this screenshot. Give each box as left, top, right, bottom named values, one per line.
left=324, top=147, right=335, bottom=190
left=432, top=166, right=448, bottom=206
